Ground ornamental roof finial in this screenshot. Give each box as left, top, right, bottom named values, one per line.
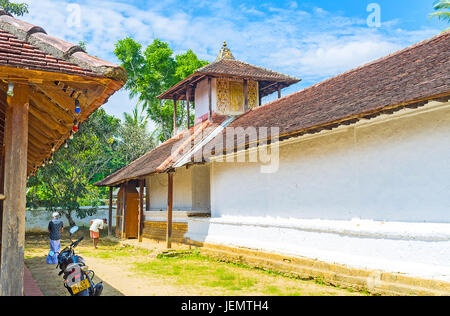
left=216, top=41, right=235, bottom=61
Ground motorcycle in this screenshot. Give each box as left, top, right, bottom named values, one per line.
left=56, top=226, right=104, bottom=296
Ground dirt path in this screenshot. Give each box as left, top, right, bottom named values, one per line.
left=83, top=256, right=191, bottom=296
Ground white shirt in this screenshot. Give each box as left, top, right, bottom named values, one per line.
left=90, top=219, right=106, bottom=233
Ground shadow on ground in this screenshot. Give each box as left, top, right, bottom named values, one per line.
left=25, top=229, right=124, bottom=296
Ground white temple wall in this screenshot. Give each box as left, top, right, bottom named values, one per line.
left=194, top=78, right=217, bottom=121
left=145, top=164, right=210, bottom=213
left=198, top=101, right=450, bottom=281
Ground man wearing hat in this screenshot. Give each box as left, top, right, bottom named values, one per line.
left=47, top=212, right=64, bottom=264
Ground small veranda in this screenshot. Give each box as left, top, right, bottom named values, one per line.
left=0, top=10, right=125, bottom=295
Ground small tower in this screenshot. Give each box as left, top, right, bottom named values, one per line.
left=158, top=42, right=300, bottom=133
left=216, top=41, right=235, bottom=61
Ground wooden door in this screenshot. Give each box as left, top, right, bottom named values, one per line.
left=125, top=187, right=139, bottom=239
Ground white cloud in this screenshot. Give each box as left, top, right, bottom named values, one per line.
left=22, top=0, right=440, bottom=119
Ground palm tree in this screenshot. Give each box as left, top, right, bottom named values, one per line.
left=431, top=0, right=450, bottom=24
left=123, top=104, right=149, bottom=129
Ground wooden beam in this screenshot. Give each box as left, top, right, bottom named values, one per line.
left=166, top=172, right=174, bottom=249
left=121, top=184, right=126, bottom=239
left=29, top=101, right=69, bottom=135
left=1, top=84, right=29, bottom=296
left=28, top=117, right=61, bottom=143
left=108, top=187, right=113, bottom=236
left=186, top=85, right=191, bottom=129
left=36, top=85, right=77, bottom=114
left=145, top=180, right=150, bottom=212
left=138, top=180, right=144, bottom=243
left=28, top=133, right=51, bottom=152
left=173, top=99, right=177, bottom=135
left=28, top=88, right=74, bottom=124
left=0, top=148, right=4, bottom=260
left=260, top=81, right=279, bottom=92
left=115, top=189, right=120, bottom=237
left=208, top=77, right=212, bottom=122
left=0, top=66, right=113, bottom=86
left=244, top=79, right=249, bottom=111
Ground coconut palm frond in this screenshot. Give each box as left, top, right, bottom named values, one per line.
left=433, top=0, right=450, bottom=10
left=431, top=1, right=450, bottom=23
left=430, top=11, right=450, bottom=22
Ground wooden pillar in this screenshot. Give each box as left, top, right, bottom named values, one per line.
left=115, top=192, right=119, bottom=236
left=1, top=84, right=29, bottom=296
left=277, top=84, right=282, bottom=99
left=208, top=77, right=212, bottom=122
left=121, top=184, right=127, bottom=239
left=138, top=180, right=144, bottom=242
left=173, top=99, right=177, bottom=135
left=166, top=172, right=174, bottom=249
left=186, top=86, right=191, bottom=129
left=145, top=180, right=150, bottom=212
left=108, top=187, right=113, bottom=236
left=244, top=79, right=249, bottom=111
left=0, top=148, right=5, bottom=263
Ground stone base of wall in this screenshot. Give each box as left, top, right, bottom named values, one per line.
left=182, top=240, right=450, bottom=296
left=142, top=221, right=188, bottom=243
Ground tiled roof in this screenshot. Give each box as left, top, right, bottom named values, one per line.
left=157, top=43, right=300, bottom=101
left=0, top=10, right=126, bottom=82
left=97, top=31, right=450, bottom=187
left=95, top=115, right=228, bottom=187
left=203, top=30, right=450, bottom=156
left=0, top=11, right=126, bottom=174
left=195, top=58, right=300, bottom=83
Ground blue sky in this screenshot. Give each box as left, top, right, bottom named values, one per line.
left=23, top=0, right=446, bottom=120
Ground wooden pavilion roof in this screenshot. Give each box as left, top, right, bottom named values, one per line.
left=0, top=10, right=126, bottom=175
left=157, top=42, right=300, bottom=101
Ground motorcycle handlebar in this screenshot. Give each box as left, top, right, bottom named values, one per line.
left=70, top=236, right=84, bottom=249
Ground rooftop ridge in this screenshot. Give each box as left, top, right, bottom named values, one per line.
left=0, top=11, right=126, bottom=82
left=239, top=30, right=450, bottom=118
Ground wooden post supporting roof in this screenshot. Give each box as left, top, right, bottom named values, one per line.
left=208, top=77, right=212, bottom=122
left=278, top=84, right=282, bottom=99
left=0, top=84, right=29, bottom=296
left=166, top=172, right=174, bottom=249
left=0, top=148, right=4, bottom=264
left=121, top=184, right=126, bottom=239
left=138, top=180, right=144, bottom=243
left=244, top=79, right=249, bottom=111
left=186, top=85, right=191, bottom=129
left=108, top=187, right=113, bottom=236
left=173, top=99, right=177, bottom=136
left=145, top=180, right=150, bottom=213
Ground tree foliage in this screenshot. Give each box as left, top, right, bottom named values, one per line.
left=431, top=0, right=450, bottom=25
left=114, top=38, right=208, bottom=142
left=27, top=109, right=121, bottom=226
left=0, top=0, right=28, bottom=16
left=119, top=105, right=156, bottom=164
left=27, top=107, right=156, bottom=226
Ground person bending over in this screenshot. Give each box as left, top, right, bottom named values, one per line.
left=90, top=218, right=107, bottom=249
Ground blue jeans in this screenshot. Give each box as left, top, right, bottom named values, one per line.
left=46, top=239, right=61, bottom=264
